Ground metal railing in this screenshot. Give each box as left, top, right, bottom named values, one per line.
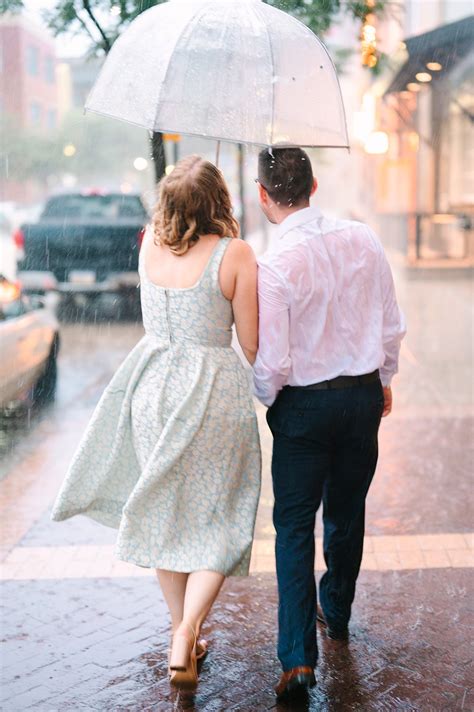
left=412, top=212, right=473, bottom=263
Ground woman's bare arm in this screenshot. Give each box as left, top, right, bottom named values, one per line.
left=221, top=239, right=258, bottom=365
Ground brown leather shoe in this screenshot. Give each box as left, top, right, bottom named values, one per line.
left=275, top=666, right=316, bottom=699
left=317, top=604, right=349, bottom=641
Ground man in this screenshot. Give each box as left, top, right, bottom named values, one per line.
left=253, top=147, right=406, bottom=700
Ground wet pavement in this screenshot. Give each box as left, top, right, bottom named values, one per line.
left=1, top=570, right=472, bottom=711
left=1, top=252, right=473, bottom=710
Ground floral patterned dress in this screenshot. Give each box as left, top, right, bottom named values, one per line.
left=51, top=235, right=261, bottom=576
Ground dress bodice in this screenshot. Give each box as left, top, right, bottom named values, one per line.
left=139, top=236, right=234, bottom=349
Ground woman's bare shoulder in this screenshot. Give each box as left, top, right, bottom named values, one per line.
left=225, top=237, right=257, bottom=264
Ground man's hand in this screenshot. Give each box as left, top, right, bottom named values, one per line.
left=382, top=386, right=392, bottom=417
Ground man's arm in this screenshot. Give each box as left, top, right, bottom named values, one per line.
left=378, top=246, right=406, bottom=410
left=253, top=261, right=291, bottom=407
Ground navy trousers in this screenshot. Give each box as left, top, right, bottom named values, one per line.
left=267, top=379, right=384, bottom=671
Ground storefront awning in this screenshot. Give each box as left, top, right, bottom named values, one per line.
left=385, top=15, right=474, bottom=95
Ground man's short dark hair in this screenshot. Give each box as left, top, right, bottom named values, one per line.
left=258, top=147, right=313, bottom=207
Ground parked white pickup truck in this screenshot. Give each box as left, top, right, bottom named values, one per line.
left=0, top=277, right=60, bottom=408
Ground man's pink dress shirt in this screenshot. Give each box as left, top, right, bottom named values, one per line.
left=253, top=207, right=406, bottom=406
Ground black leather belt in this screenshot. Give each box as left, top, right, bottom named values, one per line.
left=286, top=370, right=380, bottom=391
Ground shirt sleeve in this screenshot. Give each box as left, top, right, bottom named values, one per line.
left=378, top=246, right=407, bottom=387
left=253, top=261, right=291, bottom=406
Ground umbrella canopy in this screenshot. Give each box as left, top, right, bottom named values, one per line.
left=86, top=0, right=349, bottom=149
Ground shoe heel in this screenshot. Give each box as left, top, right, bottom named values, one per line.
left=169, top=634, right=190, bottom=672
left=170, top=666, right=198, bottom=690
left=169, top=624, right=198, bottom=690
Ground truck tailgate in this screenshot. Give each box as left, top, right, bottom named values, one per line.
left=20, top=221, right=142, bottom=282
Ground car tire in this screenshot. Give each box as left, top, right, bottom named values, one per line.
left=32, top=336, right=59, bottom=405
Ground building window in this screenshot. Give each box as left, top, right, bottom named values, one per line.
left=27, top=46, right=39, bottom=76
left=30, top=102, right=42, bottom=125
left=47, top=109, right=56, bottom=129
left=45, top=56, right=55, bottom=84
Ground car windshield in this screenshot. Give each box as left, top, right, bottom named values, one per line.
left=41, top=195, right=147, bottom=221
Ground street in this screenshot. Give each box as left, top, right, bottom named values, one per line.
left=0, top=254, right=473, bottom=711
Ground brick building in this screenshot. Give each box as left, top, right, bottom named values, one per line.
left=0, top=12, right=58, bottom=132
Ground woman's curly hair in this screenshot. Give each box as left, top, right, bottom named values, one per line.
left=152, top=155, right=239, bottom=255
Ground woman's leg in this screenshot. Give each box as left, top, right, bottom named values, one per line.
left=156, top=569, right=188, bottom=633
left=169, top=570, right=225, bottom=681
left=181, top=570, right=225, bottom=637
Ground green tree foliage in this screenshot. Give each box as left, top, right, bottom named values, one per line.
left=263, top=0, right=386, bottom=36
left=0, top=118, right=61, bottom=183
left=0, top=0, right=22, bottom=11
left=42, top=1, right=167, bottom=56
left=0, top=111, right=149, bottom=185
left=1, top=1, right=386, bottom=57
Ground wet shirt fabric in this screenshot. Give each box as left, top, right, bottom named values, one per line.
left=52, top=234, right=261, bottom=576
left=253, top=207, right=406, bottom=406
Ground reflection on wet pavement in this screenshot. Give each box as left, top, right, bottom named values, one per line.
left=1, top=572, right=472, bottom=710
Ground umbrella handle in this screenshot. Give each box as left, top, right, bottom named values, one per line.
left=215, top=140, right=221, bottom=167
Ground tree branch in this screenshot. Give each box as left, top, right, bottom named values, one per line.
left=81, top=0, right=111, bottom=53
left=75, top=13, right=96, bottom=43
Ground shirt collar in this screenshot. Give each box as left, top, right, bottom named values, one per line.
left=277, top=206, right=323, bottom=240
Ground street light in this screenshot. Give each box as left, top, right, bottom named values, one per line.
left=364, top=131, right=389, bottom=155
left=416, top=72, right=432, bottom=83
left=133, top=157, right=148, bottom=171
left=63, top=143, right=76, bottom=157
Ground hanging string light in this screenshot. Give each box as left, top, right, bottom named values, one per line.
left=361, top=0, right=378, bottom=69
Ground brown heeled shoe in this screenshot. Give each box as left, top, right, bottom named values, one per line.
left=196, top=638, right=208, bottom=661
left=167, top=638, right=208, bottom=673
left=169, top=623, right=198, bottom=690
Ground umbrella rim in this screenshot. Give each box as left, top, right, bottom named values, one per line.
left=85, top=106, right=351, bottom=150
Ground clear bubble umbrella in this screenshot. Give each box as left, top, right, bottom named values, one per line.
left=86, top=0, right=349, bottom=150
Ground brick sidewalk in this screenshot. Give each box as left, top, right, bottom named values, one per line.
left=1, top=252, right=473, bottom=710
left=1, top=401, right=473, bottom=710
left=1, top=571, right=472, bottom=711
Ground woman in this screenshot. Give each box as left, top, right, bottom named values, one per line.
left=52, top=155, right=262, bottom=689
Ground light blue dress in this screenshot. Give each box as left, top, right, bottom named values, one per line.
left=52, top=237, right=261, bottom=576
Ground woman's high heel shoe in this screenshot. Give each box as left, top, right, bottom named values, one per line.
left=169, top=623, right=198, bottom=690
left=196, top=639, right=208, bottom=661
left=167, top=638, right=208, bottom=673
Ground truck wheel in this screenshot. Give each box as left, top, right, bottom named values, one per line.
left=32, top=337, right=59, bottom=405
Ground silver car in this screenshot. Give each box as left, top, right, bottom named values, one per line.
left=0, top=277, right=60, bottom=408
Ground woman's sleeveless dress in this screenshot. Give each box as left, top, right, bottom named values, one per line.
left=51, top=236, right=261, bottom=576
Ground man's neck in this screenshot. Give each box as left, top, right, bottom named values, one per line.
left=274, top=202, right=311, bottom=225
